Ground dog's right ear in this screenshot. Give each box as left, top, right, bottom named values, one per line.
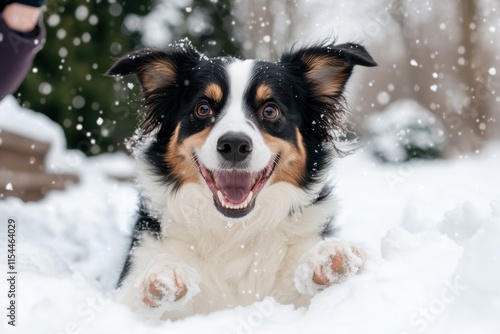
left=106, top=46, right=199, bottom=93
left=280, top=42, right=377, bottom=101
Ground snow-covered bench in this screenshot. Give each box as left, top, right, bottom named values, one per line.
left=0, top=96, right=79, bottom=201
left=0, top=130, right=79, bottom=201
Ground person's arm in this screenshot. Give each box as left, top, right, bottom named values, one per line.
left=0, top=0, right=46, bottom=100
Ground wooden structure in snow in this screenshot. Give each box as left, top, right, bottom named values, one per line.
left=0, top=130, right=79, bottom=201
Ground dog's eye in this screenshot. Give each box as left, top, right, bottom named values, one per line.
left=195, top=102, right=213, bottom=118
left=262, top=104, right=280, bottom=120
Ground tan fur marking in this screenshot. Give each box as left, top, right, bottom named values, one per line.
left=204, top=83, right=223, bottom=103
left=302, top=54, right=349, bottom=100
left=263, top=128, right=307, bottom=186
left=255, top=84, right=273, bottom=104
left=141, top=60, right=177, bottom=92
left=165, top=125, right=210, bottom=184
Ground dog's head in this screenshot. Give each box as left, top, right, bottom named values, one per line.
left=108, top=40, right=376, bottom=219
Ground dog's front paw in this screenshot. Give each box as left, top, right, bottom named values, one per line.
left=137, top=263, right=200, bottom=312
left=294, top=239, right=365, bottom=295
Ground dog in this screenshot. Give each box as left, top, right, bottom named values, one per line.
left=107, top=39, right=376, bottom=319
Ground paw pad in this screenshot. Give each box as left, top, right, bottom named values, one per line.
left=295, top=240, right=366, bottom=295
left=143, top=269, right=188, bottom=307
left=137, top=264, right=200, bottom=314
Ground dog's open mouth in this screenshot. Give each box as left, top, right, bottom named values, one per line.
left=198, top=158, right=277, bottom=218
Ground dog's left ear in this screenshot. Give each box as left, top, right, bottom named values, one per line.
left=281, top=42, right=377, bottom=99
left=106, top=49, right=175, bottom=93
left=106, top=44, right=200, bottom=93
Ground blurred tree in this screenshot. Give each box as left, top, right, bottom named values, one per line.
left=185, top=0, right=242, bottom=57
left=136, top=0, right=242, bottom=58
left=16, top=0, right=152, bottom=155
left=352, top=0, right=499, bottom=159
left=454, top=0, right=493, bottom=154
left=234, top=0, right=300, bottom=60
left=388, top=0, right=495, bottom=156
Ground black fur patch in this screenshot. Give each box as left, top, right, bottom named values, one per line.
left=117, top=204, right=161, bottom=287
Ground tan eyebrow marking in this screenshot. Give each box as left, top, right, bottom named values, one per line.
left=255, top=84, right=273, bottom=104
left=204, top=83, right=223, bottom=103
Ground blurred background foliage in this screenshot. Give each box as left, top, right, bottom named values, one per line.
left=14, top=0, right=500, bottom=161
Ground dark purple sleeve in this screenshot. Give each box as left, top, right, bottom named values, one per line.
left=0, top=15, right=45, bottom=100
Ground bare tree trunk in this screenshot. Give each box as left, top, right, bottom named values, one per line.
left=447, top=0, right=489, bottom=155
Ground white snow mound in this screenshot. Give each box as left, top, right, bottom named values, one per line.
left=1, top=100, right=499, bottom=334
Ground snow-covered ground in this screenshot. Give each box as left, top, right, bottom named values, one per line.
left=1, top=98, right=499, bottom=333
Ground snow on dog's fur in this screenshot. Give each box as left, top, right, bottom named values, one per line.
left=107, top=39, right=376, bottom=319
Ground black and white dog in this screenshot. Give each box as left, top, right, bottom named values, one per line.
left=107, top=39, right=376, bottom=319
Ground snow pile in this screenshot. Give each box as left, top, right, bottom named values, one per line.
left=0, top=95, right=86, bottom=174
left=1, top=101, right=499, bottom=333
left=0, top=96, right=66, bottom=152
left=366, top=99, right=446, bottom=163
left=0, top=96, right=71, bottom=168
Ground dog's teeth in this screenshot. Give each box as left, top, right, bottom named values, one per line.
left=240, top=192, right=250, bottom=208
left=217, top=190, right=254, bottom=210
left=217, top=190, right=225, bottom=205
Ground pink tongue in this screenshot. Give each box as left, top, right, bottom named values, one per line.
left=216, top=171, right=253, bottom=204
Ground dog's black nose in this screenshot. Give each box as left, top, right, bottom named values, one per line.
left=217, top=132, right=253, bottom=162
